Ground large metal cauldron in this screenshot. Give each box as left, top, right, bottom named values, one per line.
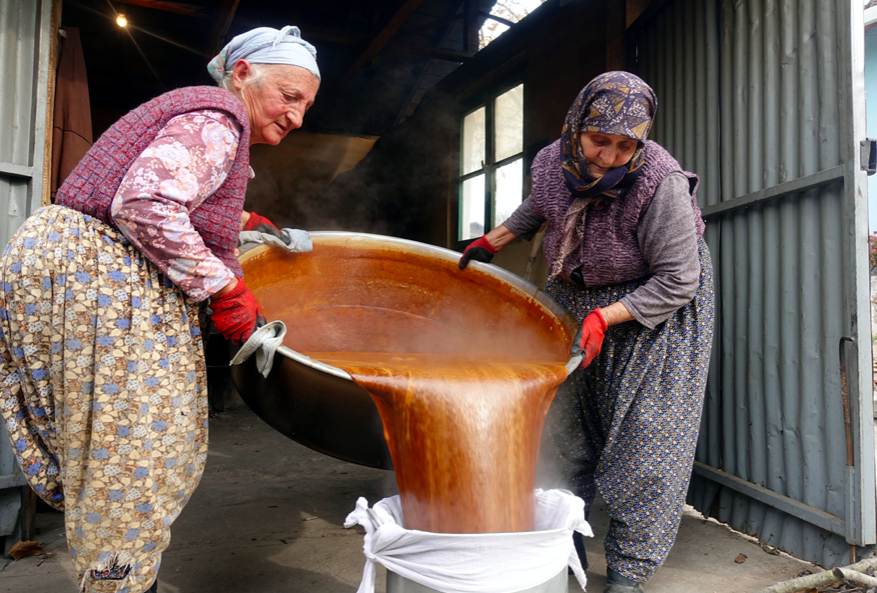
left=229, top=232, right=578, bottom=470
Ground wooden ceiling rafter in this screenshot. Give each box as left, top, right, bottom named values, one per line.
left=392, top=0, right=468, bottom=129
left=390, top=42, right=469, bottom=61
left=206, top=0, right=241, bottom=58
left=108, top=0, right=208, bottom=18
left=462, top=0, right=479, bottom=53
left=481, top=10, right=515, bottom=28
left=402, top=13, right=463, bottom=36
left=299, top=23, right=469, bottom=62
left=345, top=0, right=428, bottom=80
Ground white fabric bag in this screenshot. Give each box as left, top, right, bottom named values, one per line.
left=344, top=488, right=592, bottom=593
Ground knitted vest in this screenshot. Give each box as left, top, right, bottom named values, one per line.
left=55, top=86, right=251, bottom=277
left=531, top=139, right=705, bottom=286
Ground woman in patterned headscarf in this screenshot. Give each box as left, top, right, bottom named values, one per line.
left=459, top=72, right=714, bottom=592
left=0, top=26, right=319, bottom=593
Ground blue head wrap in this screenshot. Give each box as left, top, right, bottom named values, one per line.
left=207, top=26, right=320, bottom=83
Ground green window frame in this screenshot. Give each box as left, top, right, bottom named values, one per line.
left=457, top=83, right=525, bottom=244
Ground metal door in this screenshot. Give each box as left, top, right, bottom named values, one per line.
left=628, top=0, right=876, bottom=566
left=0, top=0, right=54, bottom=548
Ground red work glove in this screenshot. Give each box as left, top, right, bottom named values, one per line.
left=458, top=235, right=497, bottom=269
left=243, top=211, right=284, bottom=239
left=209, top=279, right=264, bottom=345
left=570, top=307, right=608, bottom=368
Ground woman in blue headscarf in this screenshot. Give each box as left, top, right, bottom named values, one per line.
left=0, top=26, right=319, bottom=593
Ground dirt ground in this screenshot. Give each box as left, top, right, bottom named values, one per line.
left=0, top=407, right=834, bottom=593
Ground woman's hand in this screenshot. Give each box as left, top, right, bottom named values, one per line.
left=242, top=210, right=284, bottom=239
left=209, top=278, right=264, bottom=344
left=458, top=235, right=497, bottom=268
left=570, top=302, right=633, bottom=368
left=599, top=301, right=634, bottom=325
left=458, top=225, right=517, bottom=269
left=571, top=308, right=608, bottom=368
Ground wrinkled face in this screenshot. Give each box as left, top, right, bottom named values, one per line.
left=579, top=131, right=638, bottom=178
left=234, top=61, right=319, bottom=145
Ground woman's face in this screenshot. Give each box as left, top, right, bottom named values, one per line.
left=233, top=61, right=320, bottom=145
left=579, top=131, right=638, bottom=178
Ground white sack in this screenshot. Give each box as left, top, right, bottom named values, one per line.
left=344, top=488, right=592, bottom=593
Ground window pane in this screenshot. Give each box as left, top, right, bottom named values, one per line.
left=494, top=158, right=523, bottom=227
left=494, top=84, right=523, bottom=162
left=460, top=175, right=485, bottom=241
left=462, top=107, right=485, bottom=174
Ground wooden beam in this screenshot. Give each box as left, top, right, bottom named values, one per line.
left=479, top=11, right=515, bottom=28
left=625, top=0, right=651, bottom=28
left=346, top=0, right=427, bottom=78
left=606, top=0, right=625, bottom=70
left=389, top=41, right=470, bottom=61
left=463, top=0, right=479, bottom=53
left=301, top=25, right=363, bottom=45
left=206, top=0, right=240, bottom=58
left=42, top=0, right=63, bottom=206
left=109, top=0, right=208, bottom=18
left=403, top=14, right=462, bottom=36
left=392, top=0, right=466, bottom=129
left=285, top=24, right=472, bottom=62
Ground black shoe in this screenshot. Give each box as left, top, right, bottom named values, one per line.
left=572, top=530, right=588, bottom=570
left=604, top=567, right=644, bottom=592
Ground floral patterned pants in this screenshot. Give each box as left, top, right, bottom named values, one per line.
left=0, top=206, right=209, bottom=593
left=546, top=239, right=715, bottom=583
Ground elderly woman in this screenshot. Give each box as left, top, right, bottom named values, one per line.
left=0, top=26, right=318, bottom=593
left=459, top=72, right=714, bottom=592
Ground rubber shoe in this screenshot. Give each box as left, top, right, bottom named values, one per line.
left=573, top=531, right=589, bottom=570
left=604, top=568, right=644, bottom=592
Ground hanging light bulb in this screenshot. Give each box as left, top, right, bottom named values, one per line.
left=116, top=14, right=128, bottom=28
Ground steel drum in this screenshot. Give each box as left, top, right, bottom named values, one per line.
left=229, top=232, right=578, bottom=470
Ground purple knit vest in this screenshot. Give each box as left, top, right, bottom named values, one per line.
left=55, top=86, right=251, bottom=277
left=531, top=139, right=705, bottom=286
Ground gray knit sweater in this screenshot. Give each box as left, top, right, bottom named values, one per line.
left=504, top=141, right=705, bottom=329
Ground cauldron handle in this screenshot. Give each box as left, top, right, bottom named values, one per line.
left=564, top=354, right=583, bottom=376
left=230, top=320, right=287, bottom=377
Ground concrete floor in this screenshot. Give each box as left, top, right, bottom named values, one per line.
left=2, top=407, right=813, bottom=593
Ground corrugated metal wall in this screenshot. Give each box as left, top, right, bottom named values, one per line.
left=0, top=0, right=53, bottom=543
left=632, top=0, right=876, bottom=566
left=0, top=0, right=50, bottom=242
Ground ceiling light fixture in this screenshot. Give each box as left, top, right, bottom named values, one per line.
left=116, top=14, right=128, bottom=28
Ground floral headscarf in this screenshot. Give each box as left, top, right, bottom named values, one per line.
left=550, top=72, right=657, bottom=281
left=560, top=71, right=657, bottom=200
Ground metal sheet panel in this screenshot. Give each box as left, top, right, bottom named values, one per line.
left=0, top=0, right=52, bottom=539
left=0, top=0, right=50, bottom=243
left=629, top=0, right=876, bottom=566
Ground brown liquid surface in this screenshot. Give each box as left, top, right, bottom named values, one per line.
left=243, top=241, right=572, bottom=533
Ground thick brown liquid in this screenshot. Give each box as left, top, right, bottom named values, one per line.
left=244, top=241, right=572, bottom=533
left=307, top=352, right=568, bottom=532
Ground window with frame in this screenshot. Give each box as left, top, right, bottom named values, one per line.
left=458, top=83, right=524, bottom=243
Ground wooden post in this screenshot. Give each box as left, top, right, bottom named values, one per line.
left=41, top=0, right=63, bottom=206
left=463, top=0, right=479, bottom=54
left=606, top=0, right=626, bottom=71
left=19, top=487, right=36, bottom=541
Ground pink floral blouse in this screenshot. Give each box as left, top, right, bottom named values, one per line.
left=110, top=110, right=245, bottom=302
